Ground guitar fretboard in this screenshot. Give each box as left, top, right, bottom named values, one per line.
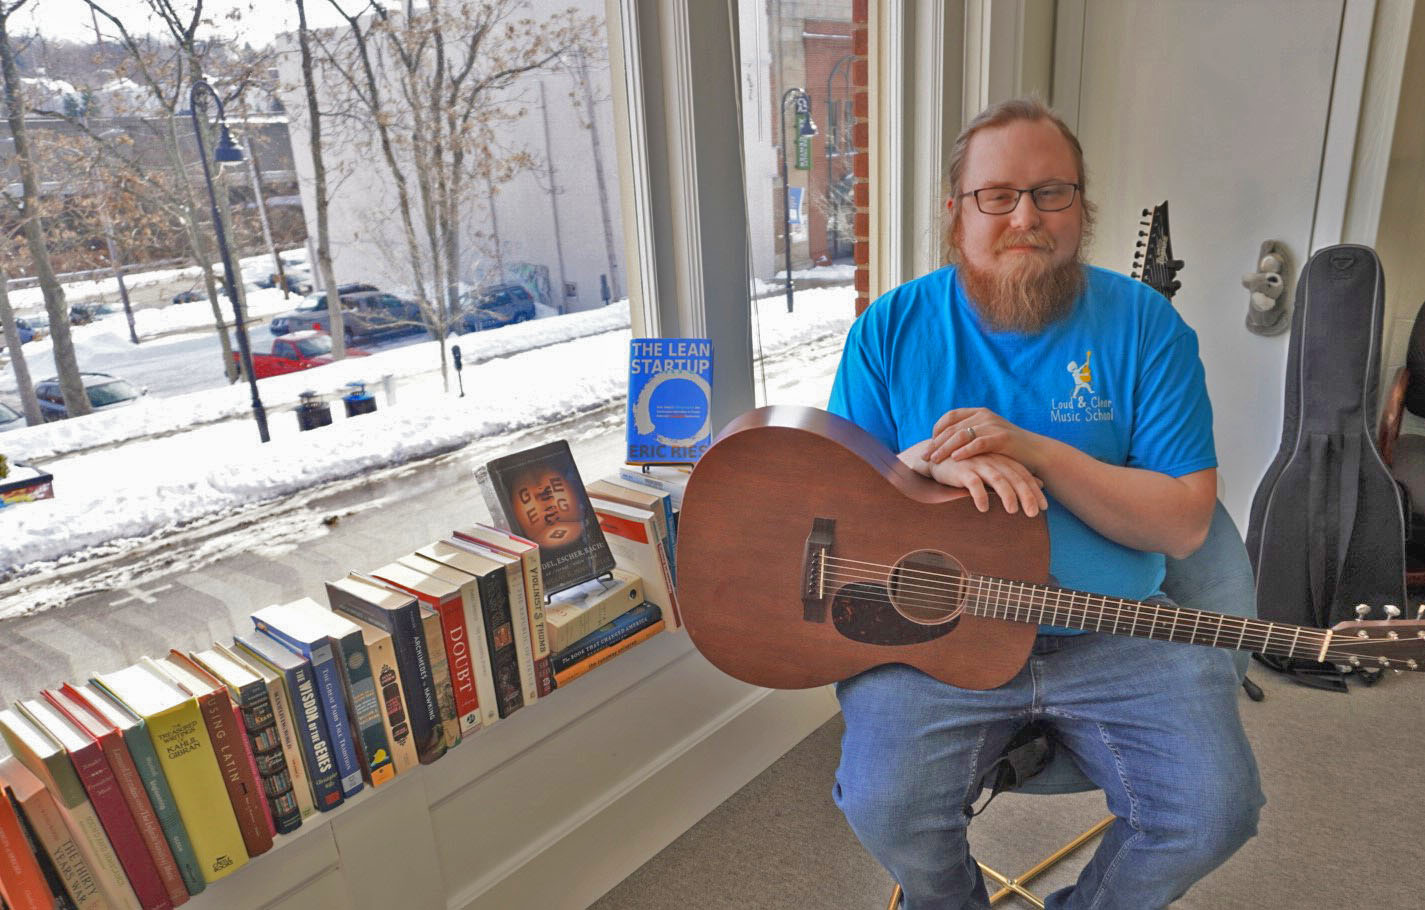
left=964, top=574, right=1327, bottom=661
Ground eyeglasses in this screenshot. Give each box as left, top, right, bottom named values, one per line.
left=959, top=182, right=1081, bottom=215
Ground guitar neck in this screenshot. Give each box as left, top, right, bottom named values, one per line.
left=964, top=574, right=1330, bottom=662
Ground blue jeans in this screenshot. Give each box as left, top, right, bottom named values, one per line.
left=833, top=633, right=1264, bottom=910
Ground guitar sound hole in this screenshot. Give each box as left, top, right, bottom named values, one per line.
left=889, top=550, right=966, bottom=625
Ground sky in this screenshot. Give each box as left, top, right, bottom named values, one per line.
left=0, top=249, right=855, bottom=618
left=15, top=0, right=352, bottom=48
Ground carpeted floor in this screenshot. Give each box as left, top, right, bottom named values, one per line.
left=593, top=667, right=1423, bottom=909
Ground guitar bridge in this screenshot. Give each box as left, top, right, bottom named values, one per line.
left=801, top=518, right=835, bottom=622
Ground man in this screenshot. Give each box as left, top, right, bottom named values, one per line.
left=826, top=97, right=1263, bottom=909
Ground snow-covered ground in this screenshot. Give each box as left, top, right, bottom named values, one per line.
left=0, top=282, right=855, bottom=600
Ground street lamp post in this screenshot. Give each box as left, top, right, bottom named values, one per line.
left=190, top=79, right=269, bottom=443
left=779, top=87, right=817, bottom=313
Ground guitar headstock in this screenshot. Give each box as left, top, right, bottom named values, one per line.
left=1131, top=201, right=1185, bottom=299
left=1327, top=604, right=1425, bottom=672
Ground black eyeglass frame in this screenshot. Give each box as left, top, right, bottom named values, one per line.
left=958, top=182, right=1082, bottom=215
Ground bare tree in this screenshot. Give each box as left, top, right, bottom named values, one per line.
left=294, top=0, right=348, bottom=356
left=0, top=263, right=40, bottom=424
left=0, top=0, right=90, bottom=417
left=318, top=0, right=594, bottom=386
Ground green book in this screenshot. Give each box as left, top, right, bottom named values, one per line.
left=74, top=682, right=206, bottom=896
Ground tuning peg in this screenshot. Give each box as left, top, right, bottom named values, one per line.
left=1384, top=604, right=1402, bottom=619
left=1142, top=208, right=1151, bottom=216
left=1355, top=604, right=1372, bottom=620
left=1168, top=259, right=1184, bottom=270
left=1138, top=230, right=1147, bottom=237
left=1167, top=281, right=1182, bottom=294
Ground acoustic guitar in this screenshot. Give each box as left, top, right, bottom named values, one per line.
left=674, top=406, right=1425, bottom=690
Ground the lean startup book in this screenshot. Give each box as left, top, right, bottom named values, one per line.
left=626, top=338, right=713, bottom=465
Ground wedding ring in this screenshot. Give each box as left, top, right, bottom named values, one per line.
left=965, top=426, right=977, bottom=441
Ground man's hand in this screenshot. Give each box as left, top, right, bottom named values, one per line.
left=926, top=407, right=1047, bottom=471
left=900, top=439, right=1048, bottom=516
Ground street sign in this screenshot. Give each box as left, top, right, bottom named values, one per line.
left=795, top=114, right=812, bottom=170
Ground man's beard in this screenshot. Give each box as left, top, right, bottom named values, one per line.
left=955, top=226, right=1085, bottom=333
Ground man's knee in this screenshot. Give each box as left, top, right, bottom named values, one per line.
left=1161, top=782, right=1263, bottom=871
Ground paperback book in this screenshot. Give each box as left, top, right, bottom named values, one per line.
left=626, top=337, right=714, bottom=465
left=476, top=440, right=615, bottom=596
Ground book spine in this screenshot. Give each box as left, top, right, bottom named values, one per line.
left=280, top=663, right=343, bottom=812
left=192, top=691, right=271, bottom=860
left=553, top=621, right=666, bottom=688
left=66, top=739, right=171, bottom=910
left=329, top=632, right=394, bottom=787
left=60, top=797, right=139, bottom=909
left=4, top=789, right=80, bottom=910
left=364, top=636, right=419, bottom=774
left=420, top=608, right=462, bottom=747
left=260, top=676, right=314, bottom=820
left=0, top=790, right=55, bottom=910
left=456, top=585, right=500, bottom=728
left=117, top=724, right=205, bottom=895
left=328, top=600, right=443, bottom=764
left=552, top=605, right=663, bottom=672
left=618, top=469, right=685, bottom=509
left=652, top=534, right=682, bottom=630
left=230, top=699, right=294, bottom=837
left=515, top=546, right=555, bottom=698
left=431, top=597, right=482, bottom=737
left=254, top=626, right=363, bottom=800
left=545, top=591, right=635, bottom=653
left=141, top=705, right=246, bottom=885
left=503, top=564, right=539, bottom=704
left=476, top=572, right=524, bottom=718
left=8, top=786, right=102, bottom=908
left=93, top=735, right=187, bottom=905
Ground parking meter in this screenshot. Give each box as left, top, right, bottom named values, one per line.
left=452, top=344, right=465, bottom=397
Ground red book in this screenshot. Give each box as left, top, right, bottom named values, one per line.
left=227, top=698, right=277, bottom=838
left=18, top=697, right=173, bottom=910
left=47, top=686, right=189, bottom=906
left=0, top=780, right=55, bottom=910
left=150, top=655, right=273, bottom=858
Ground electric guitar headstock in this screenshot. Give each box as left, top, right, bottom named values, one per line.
left=1131, top=201, right=1185, bottom=300
left=1327, top=604, right=1425, bottom=673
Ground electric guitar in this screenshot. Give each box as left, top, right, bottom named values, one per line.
left=1131, top=201, right=1184, bottom=299
left=673, top=406, right=1425, bottom=690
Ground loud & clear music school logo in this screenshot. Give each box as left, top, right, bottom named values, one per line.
left=1051, top=350, right=1114, bottom=423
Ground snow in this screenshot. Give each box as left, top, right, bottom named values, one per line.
left=0, top=283, right=855, bottom=604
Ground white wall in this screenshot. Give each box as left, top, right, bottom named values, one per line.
left=276, top=0, right=625, bottom=313
left=1062, top=0, right=1352, bottom=525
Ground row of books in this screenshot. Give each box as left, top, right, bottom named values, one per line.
left=0, top=466, right=689, bottom=910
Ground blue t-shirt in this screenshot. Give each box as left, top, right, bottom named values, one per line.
left=827, top=265, right=1215, bottom=610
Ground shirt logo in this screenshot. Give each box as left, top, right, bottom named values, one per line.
left=1051, top=350, right=1115, bottom=424
left=1066, top=351, right=1094, bottom=402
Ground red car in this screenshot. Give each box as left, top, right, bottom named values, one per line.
left=238, top=331, right=369, bottom=379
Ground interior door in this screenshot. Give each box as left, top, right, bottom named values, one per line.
left=1058, top=0, right=1345, bottom=524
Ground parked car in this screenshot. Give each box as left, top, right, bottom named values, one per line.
left=257, top=272, right=313, bottom=294
left=0, top=400, right=24, bottom=431
left=269, top=283, right=380, bottom=335
left=172, top=281, right=231, bottom=305
left=1, top=318, right=35, bottom=351
left=277, top=291, right=426, bottom=346
left=234, top=330, right=369, bottom=379
left=453, top=283, right=537, bottom=333
left=34, top=372, right=148, bottom=421
left=69, top=302, right=116, bottom=325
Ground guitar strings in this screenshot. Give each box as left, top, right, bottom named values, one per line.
left=809, top=559, right=1415, bottom=668
left=808, top=569, right=1410, bottom=667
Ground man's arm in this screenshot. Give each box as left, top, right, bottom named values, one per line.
left=925, top=408, right=1216, bottom=559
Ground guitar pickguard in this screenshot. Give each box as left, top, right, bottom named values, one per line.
left=830, top=583, right=958, bottom=645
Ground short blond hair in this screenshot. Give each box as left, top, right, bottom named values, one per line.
left=943, top=96, right=1096, bottom=264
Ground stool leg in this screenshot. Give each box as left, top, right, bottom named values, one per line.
left=887, top=883, right=902, bottom=910
left=983, top=815, right=1114, bottom=906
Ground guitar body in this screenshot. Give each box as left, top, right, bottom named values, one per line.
left=676, top=406, right=1046, bottom=691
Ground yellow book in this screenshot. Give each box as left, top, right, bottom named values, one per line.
left=0, top=707, right=141, bottom=910
left=340, top=615, right=420, bottom=774
left=92, top=664, right=249, bottom=884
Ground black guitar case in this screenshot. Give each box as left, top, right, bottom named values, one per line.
left=1245, top=245, right=1406, bottom=684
